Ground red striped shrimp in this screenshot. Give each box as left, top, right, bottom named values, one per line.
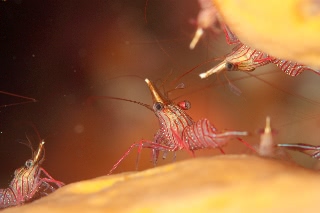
left=199, top=42, right=320, bottom=78
left=108, top=78, right=255, bottom=174
left=0, top=141, right=64, bottom=209
left=199, top=20, right=320, bottom=77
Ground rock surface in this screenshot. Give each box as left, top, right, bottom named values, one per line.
left=2, top=155, right=320, bottom=212
left=214, top=0, right=320, bottom=68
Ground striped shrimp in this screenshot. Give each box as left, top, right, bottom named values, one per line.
left=108, top=78, right=255, bottom=174
left=0, top=141, right=64, bottom=209
left=199, top=20, right=320, bottom=78
left=199, top=43, right=320, bottom=78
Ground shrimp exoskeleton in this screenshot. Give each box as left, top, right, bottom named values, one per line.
left=0, top=141, right=64, bottom=209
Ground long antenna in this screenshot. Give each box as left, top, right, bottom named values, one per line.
left=0, top=90, right=37, bottom=108
left=87, top=96, right=153, bottom=111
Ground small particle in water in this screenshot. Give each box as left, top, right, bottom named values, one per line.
left=74, top=124, right=84, bottom=134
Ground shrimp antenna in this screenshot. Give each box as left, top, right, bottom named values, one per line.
left=16, top=122, right=48, bottom=159
left=0, top=90, right=37, bottom=108
left=87, top=96, right=153, bottom=111
left=245, top=72, right=320, bottom=106
left=105, top=75, right=145, bottom=82
left=19, top=133, right=35, bottom=156
left=165, top=82, right=186, bottom=99
left=172, top=57, right=225, bottom=85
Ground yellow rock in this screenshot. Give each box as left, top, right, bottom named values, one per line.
left=2, top=155, right=320, bottom=212
left=213, top=0, right=320, bottom=68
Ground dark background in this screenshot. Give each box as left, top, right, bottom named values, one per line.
left=1, top=0, right=320, bottom=186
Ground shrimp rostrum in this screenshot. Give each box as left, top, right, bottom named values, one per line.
left=0, top=141, right=64, bottom=209
left=108, top=78, right=254, bottom=174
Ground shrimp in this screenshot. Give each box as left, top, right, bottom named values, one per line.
left=0, top=141, right=64, bottom=209
left=198, top=19, right=320, bottom=78
left=108, top=78, right=255, bottom=174
left=199, top=42, right=320, bottom=78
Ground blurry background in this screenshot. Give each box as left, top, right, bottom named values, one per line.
left=0, top=0, right=319, bottom=186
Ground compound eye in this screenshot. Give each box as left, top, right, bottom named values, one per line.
left=178, top=100, right=191, bottom=110
left=225, top=62, right=235, bottom=71
left=153, top=102, right=164, bottom=111
left=25, top=159, right=34, bottom=168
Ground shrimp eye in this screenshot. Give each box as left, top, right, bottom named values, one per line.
left=178, top=100, right=191, bottom=110
left=153, top=102, right=164, bottom=111
left=225, top=62, right=236, bottom=71
left=25, top=159, right=34, bottom=168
